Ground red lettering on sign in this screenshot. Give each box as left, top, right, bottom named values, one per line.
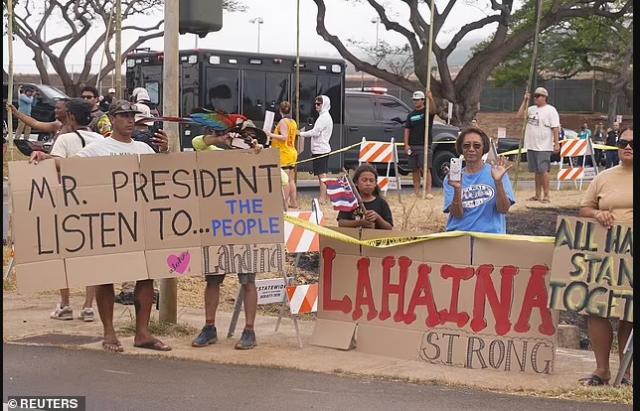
left=353, top=258, right=378, bottom=321
left=406, top=264, right=441, bottom=327
left=439, top=265, right=474, bottom=328
left=514, top=265, right=556, bottom=336
left=471, top=265, right=518, bottom=336
left=321, top=247, right=352, bottom=314
left=380, top=256, right=410, bottom=323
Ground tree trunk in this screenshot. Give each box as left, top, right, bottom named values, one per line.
left=606, top=40, right=633, bottom=127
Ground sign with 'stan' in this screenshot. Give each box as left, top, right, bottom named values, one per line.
left=549, top=216, right=633, bottom=322
left=9, top=150, right=285, bottom=293
left=313, top=229, right=558, bottom=374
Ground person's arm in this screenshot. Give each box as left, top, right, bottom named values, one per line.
left=579, top=176, right=613, bottom=228
left=404, top=114, right=412, bottom=154
left=6, top=103, right=60, bottom=134
left=443, top=177, right=464, bottom=219
left=268, top=120, right=288, bottom=142
left=494, top=180, right=513, bottom=214
left=31, top=94, right=38, bottom=107
left=426, top=90, right=437, bottom=116
left=19, top=93, right=32, bottom=107
left=299, top=116, right=327, bottom=139
left=517, top=93, right=530, bottom=119
left=550, top=108, right=561, bottom=152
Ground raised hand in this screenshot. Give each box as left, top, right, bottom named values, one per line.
left=490, top=157, right=512, bottom=182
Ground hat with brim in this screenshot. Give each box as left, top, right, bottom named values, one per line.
left=109, top=100, right=142, bottom=116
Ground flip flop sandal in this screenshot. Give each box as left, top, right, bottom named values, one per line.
left=620, top=377, right=633, bottom=387
left=134, top=340, right=172, bottom=352
left=527, top=196, right=540, bottom=201
left=541, top=198, right=552, bottom=203
left=102, top=340, right=124, bottom=353
left=579, top=375, right=609, bottom=387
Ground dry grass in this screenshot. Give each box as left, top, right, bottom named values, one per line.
left=118, top=318, right=198, bottom=338
left=3, top=146, right=29, bottom=177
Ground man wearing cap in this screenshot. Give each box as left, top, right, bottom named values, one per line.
left=404, top=90, right=437, bottom=198
left=30, top=100, right=171, bottom=353
left=99, top=88, right=117, bottom=112
left=15, top=85, right=38, bottom=140
left=517, top=87, right=560, bottom=203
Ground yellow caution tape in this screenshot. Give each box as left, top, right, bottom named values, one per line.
left=284, top=215, right=554, bottom=248
left=499, top=140, right=617, bottom=157
left=285, top=140, right=456, bottom=167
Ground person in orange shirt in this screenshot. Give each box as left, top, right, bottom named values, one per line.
left=267, top=101, right=299, bottom=209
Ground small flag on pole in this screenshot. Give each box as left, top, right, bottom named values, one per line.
left=323, top=176, right=359, bottom=212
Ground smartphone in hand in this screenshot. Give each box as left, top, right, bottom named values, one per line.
left=449, top=158, right=462, bottom=182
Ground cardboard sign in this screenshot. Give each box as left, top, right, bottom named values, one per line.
left=549, top=216, right=633, bottom=322
left=9, top=150, right=285, bottom=293
left=313, top=230, right=558, bottom=374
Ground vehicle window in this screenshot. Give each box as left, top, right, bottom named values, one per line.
left=378, top=97, right=409, bottom=122
left=345, top=95, right=375, bottom=123
left=242, top=70, right=266, bottom=121
left=266, top=72, right=289, bottom=116
left=36, top=85, right=68, bottom=100
left=145, top=81, right=160, bottom=105
left=318, top=75, right=343, bottom=124
left=205, top=67, right=239, bottom=114
left=293, top=74, right=318, bottom=125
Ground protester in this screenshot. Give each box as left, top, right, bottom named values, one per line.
left=337, top=164, right=393, bottom=230
left=45, top=98, right=105, bottom=321
left=99, top=88, right=116, bottom=112
left=578, top=123, right=592, bottom=140
left=30, top=101, right=171, bottom=353
left=6, top=99, right=70, bottom=146
left=15, top=85, right=38, bottom=140
left=267, top=101, right=299, bottom=209
left=605, top=121, right=621, bottom=169
left=443, top=127, right=515, bottom=234
left=517, top=87, right=560, bottom=203
left=578, top=127, right=633, bottom=387
left=191, top=125, right=285, bottom=350
left=299, top=95, right=333, bottom=204
left=81, top=85, right=112, bottom=137
left=593, top=123, right=605, bottom=143
left=404, top=90, right=437, bottom=198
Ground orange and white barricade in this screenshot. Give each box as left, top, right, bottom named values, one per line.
left=557, top=138, right=598, bottom=191
left=284, top=207, right=325, bottom=254
left=285, top=284, right=319, bottom=348
left=359, top=138, right=402, bottom=198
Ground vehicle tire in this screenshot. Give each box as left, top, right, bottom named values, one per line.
left=431, top=149, right=456, bottom=188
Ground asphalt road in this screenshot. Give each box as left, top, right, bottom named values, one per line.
left=3, top=344, right=632, bottom=411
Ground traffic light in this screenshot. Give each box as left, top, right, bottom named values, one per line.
left=179, top=0, right=223, bottom=38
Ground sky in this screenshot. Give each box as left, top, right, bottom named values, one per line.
left=3, top=0, right=502, bottom=74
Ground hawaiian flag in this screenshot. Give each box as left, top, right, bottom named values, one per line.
left=323, top=176, right=359, bottom=212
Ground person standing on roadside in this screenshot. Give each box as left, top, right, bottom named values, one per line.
left=15, top=86, right=38, bottom=140
left=300, top=95, right=333, bottom=204
left=605, top=121, right=621, bottom=169
left=81, top=85, right=112, bottom=137
left=517, top=87, right=560, bottom=204
left=404, top=90, right=437, bottom=198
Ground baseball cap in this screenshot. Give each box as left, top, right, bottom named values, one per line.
left=412, top=91, right=426, bottom=100
left=134, top=103, right=151, bottom=123
left=108, top=100, right=142, bottom=116
left=108, top=88, right=116, bottom=94
left=534, top=87, right=549, bottom=97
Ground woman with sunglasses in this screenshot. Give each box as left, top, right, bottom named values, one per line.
left=443, top=127, right=515, bottom=234
left=578, top=127, right=633, bottom=388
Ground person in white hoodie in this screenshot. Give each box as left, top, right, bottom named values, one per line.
left=300, top=95, right=333, bottom=203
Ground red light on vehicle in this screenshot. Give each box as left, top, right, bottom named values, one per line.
left=273, top=59, right=283, bottom=64
left=371, top=86, right=387, bottom=94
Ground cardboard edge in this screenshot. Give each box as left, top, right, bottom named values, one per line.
left=310, top=319, right=357, bottom=351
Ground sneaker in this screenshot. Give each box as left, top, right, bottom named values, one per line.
left=114, top=292, right=134, bottom=305
left=234, top=329, right=257, bottom=350
left=192, top=325, right=218, bottom=347
left=79, top=308, right=94, bottom=322
left=50, top=304, right=73, bottom=321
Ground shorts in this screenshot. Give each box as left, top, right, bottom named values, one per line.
left=407, top=147, right=433, bottom=171
left=527, top=150, right=553, bottom=173
left=311, top=154, right=329, bottom=176
left=206, top=273, right=256, bottom=286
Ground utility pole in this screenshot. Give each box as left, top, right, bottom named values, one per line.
left=159, top=0, right=180, bottom=324
left=115, top=0, right=122, bottom=99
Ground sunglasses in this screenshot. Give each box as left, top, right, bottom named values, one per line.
left=533, top=94, right=544, bottom=98
left=617, top=139, right=633, bottom=149
left=81, top=95, right=96, bottom=100
left=315, top=102, right=322, bottom=106
left=462, top=143, right=483, bottom=150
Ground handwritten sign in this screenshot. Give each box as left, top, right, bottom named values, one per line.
left=549, top=216, right=633, bottom=322
left=8, top=150, right=285, bottom=292
left=313, top=231, right=558, bottom=374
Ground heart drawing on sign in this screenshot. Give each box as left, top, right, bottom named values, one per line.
left=167, top=252, right=191, bottom=275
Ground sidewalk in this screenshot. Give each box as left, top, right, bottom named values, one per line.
left=2, top=291, right=615, bottom=392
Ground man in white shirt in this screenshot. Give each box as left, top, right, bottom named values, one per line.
left=31, top=101, right=170, bottom=353
left=300, top=95, right=333, bottom=204
left=48, top=98, right=103, bottom=322
left=517, top=87, right=560, bottom=203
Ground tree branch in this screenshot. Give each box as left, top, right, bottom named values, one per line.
left=443, top=15, right=502, bottom=57
left=365, top=0, right=421, bottom=53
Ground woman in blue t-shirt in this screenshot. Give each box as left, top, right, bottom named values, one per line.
left=443, top=127, right=516, bottom=234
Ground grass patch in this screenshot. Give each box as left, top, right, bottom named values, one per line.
left=118, top=319, right=198, bottom=338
